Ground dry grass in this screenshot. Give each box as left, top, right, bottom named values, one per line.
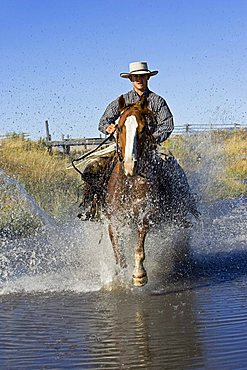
left=0, top=130, right=246, bottom=235
left=0, top=136, right=81, bottom=221
left=0, top=185, right=42, bottom=237
left=163, top=129, right=247, bottom=201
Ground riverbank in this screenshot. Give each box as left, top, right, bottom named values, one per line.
left=0, top=135, right=81, bottom=236
left=0, top=130, right=246, bottom=235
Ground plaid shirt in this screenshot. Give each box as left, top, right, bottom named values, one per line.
left=98, top=89, right=174, bottom=143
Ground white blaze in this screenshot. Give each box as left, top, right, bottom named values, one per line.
left=124, top=115, right=138, bottom=175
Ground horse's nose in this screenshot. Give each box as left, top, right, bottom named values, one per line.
left=124, top=159, right=137, bottom=176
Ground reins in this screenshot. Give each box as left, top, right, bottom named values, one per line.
left=115, top=108, right=157, bottom=171
left=115, top=129, right=124, bottom=163
left=71, top=133, right=115, bottom=177
left=71, top=103, right=155, bottom=178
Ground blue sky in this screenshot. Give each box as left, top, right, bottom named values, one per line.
left=0, top=0, right=246, bottom=139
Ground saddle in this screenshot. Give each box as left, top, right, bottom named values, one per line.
left=77, top=149, right=199, bottom=224
left=77, top=152, right=116, bottom=220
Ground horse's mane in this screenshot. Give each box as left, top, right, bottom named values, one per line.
left=118, top=95, right=156, bottom=124
left=117, top=95, right=158, bottom=153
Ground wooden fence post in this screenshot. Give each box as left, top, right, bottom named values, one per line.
left=45, top=120, right=51, bottom=141
left=61, top=134, right=70, bottom=155
left=45, top=120, right=52, bottom=154
left=185, top=124, right=190, bottom=133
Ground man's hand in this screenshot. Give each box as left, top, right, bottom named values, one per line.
left=106, top=123, right=116, bottom=134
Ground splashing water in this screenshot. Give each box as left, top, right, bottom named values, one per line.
left=0, top=169, right=193, bottom=294
left=0, top=146, right=246, bottom=296
left=0, top=215, right=191, bottom=295
left=0, top=195, right=246, bottom=296
left=0, top=169, right=56, bottom=227
left=0, top=219, right=116, bottom=294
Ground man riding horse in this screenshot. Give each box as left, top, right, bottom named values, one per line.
left=80, top=61, right=198, bottom=225
left=99, top=61, right=173, bottom=143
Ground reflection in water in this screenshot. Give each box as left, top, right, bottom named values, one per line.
left=0, top=289, right=203, bottom=369
left=100, top=292, right=202, bottom=369
left=1, top=279, right=247, bottom=369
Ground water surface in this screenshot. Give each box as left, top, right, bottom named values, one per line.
left=0, top=197, right=247, bottom=369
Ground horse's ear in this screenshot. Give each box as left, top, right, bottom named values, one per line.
left=118, top=95, right=126, bottom=112
left=140, top=95, right=148, bottom=110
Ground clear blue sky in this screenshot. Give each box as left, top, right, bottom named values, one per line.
left=0, top=0, right=246, bottom=139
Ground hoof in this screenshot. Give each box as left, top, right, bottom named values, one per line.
left=132, top=274, right=148, bottom=287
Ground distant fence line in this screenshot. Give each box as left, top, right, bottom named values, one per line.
left=43, top=120, right=247, bottom=154
left=0, top=133, right=30, bottom=139
left=1, top=121, right=246, bottom=154
left=45, top=136, right=107, bottom=155
left=173, top=122, right=246, bottom=134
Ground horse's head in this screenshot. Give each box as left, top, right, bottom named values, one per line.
left=116, top=95, right=156, bottom=176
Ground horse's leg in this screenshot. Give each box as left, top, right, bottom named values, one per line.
left=132, top=218, right=149, bottom=287
left=108, top=223, right=127, bottom=269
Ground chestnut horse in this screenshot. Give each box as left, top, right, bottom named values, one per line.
left=106, top=95, right=193, bottom=287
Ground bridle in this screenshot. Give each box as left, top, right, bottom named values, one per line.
left=114, top=106, right=130, bottom=164
left=115, top=106, right=156, bottom=173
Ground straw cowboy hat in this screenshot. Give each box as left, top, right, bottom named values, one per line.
left=120, top=61, right=158, bottom=78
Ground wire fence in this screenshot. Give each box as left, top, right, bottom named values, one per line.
left=173, top=123, right=247, bottom=134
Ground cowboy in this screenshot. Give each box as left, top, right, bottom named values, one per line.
left=99, top=61, right=174, bottom=144
left=97, top=61, right=199, bottom=226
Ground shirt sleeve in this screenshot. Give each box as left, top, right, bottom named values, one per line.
left=98, top=98, right=120, bottom=134
left=152, top=97, right=174, bottom=143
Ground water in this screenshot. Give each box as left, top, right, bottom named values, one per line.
left=0, top=170, right=56, bottom=228
left=1, top=277, right=247, bottom=369
left=0, top=174, right=247, bottom=368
